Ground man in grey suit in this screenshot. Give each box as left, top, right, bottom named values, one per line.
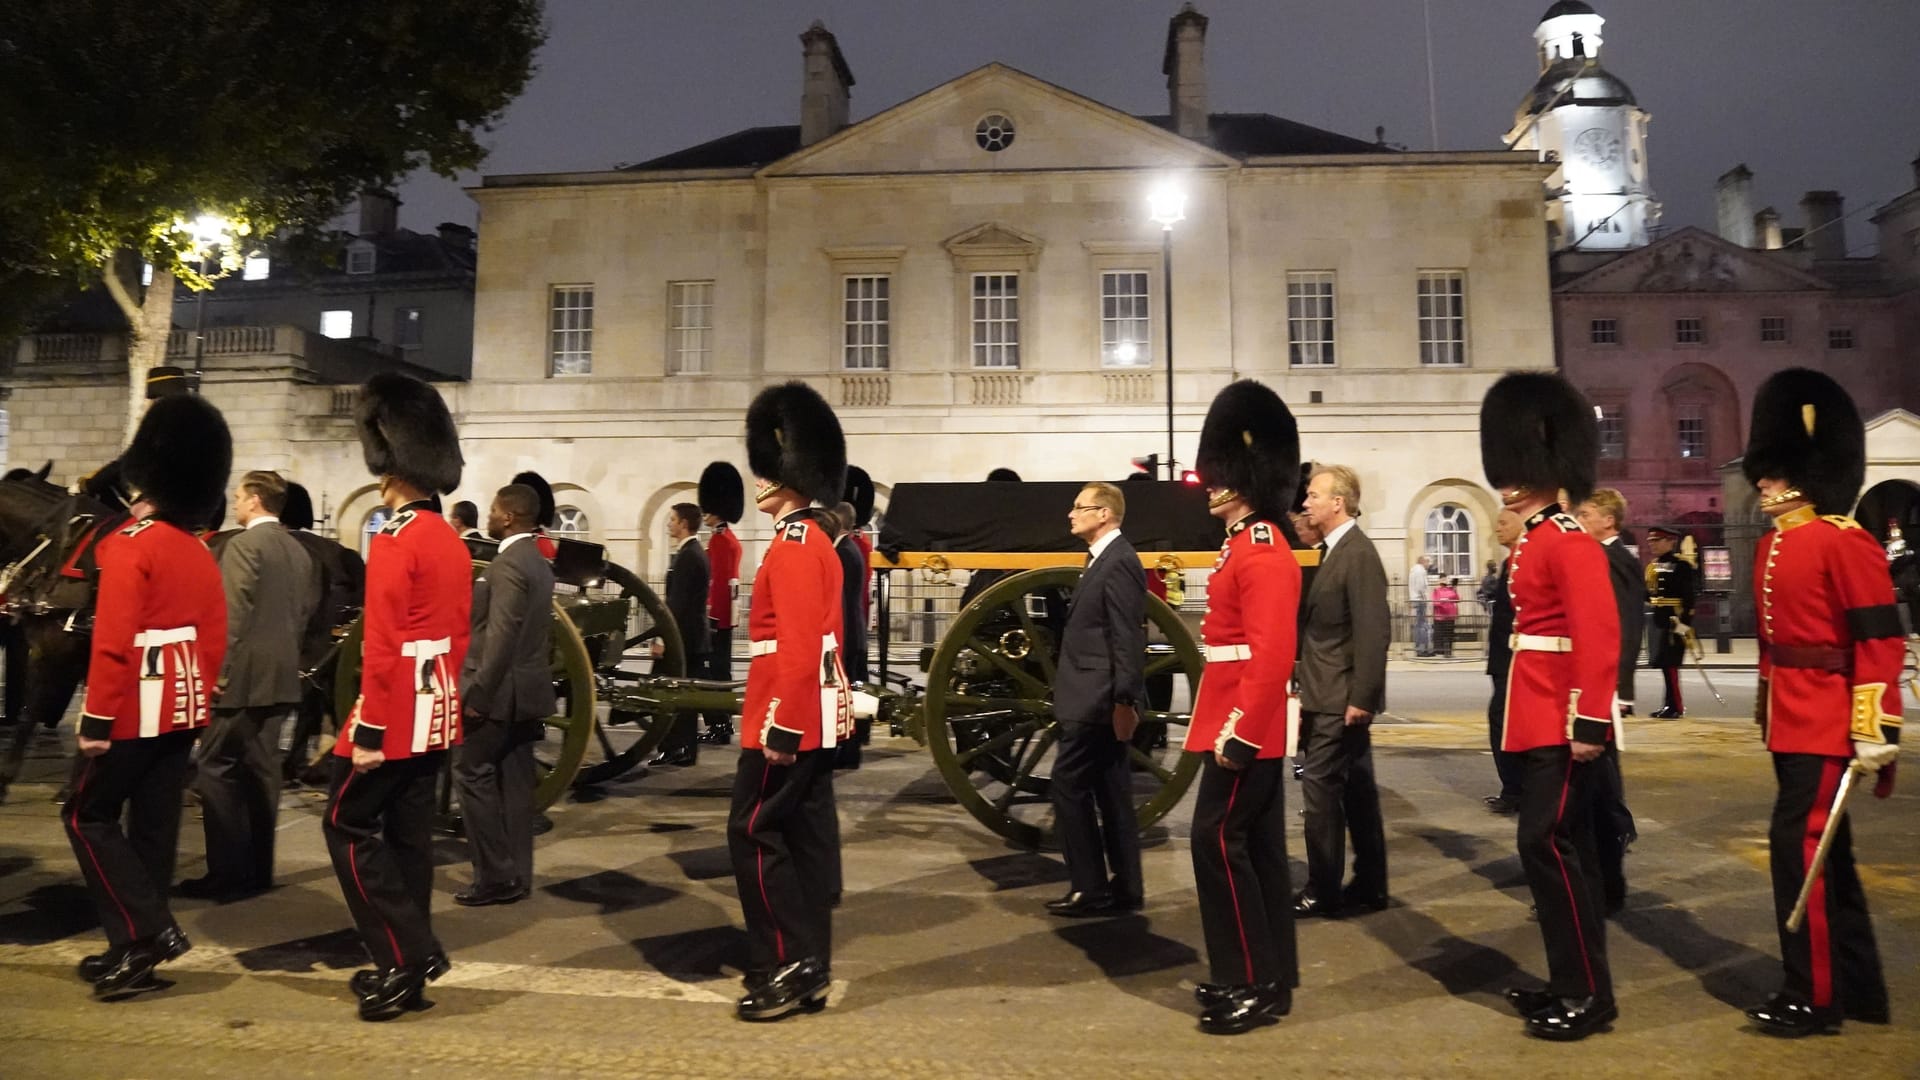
left=1045, top=481, right=1147, bottom=918
left=653, top=501, right=711, bottom=767
left=453, top=483, right=556, bottom=906
left=1294, top=465, right=1391, bottom=918
left=182, top=470, right=316, bottom=900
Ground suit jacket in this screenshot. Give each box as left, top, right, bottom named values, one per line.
left=665, top=536, right=712, bottom=657
left=461, top=534, right=558, bottom=725
left=1486, top=560, right=1514, bottom=678
left=1296, top=523, right=1391, bottom=716
left=1601, top=537, right=1646, bottom=702
left=836, top=534, right=869, bottom=684
left=287, top=530, right=352, bottom=668
left=218, top=519, right=316, bottom=708
left=1053, top=532, right=1146, bottom=727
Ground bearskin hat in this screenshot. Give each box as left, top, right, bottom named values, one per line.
left=844, top=465, right=875, bottom=527
left=698, top=461, right=745, bottom=524
left=356, top=373, right=462, bottom=495
left=1479, top=372, right=1599, bottom=507
left=124, top=394, right=231, bottom=520
left=1194, top=379, right=1301, bottom=521
left=1742, top=368, right=1865, bottom=517
left=512, top=471, right=557, bottom=529
left=986, top=467, right=1022, bottom=482
left=282, top=481, right=315, bottom=531
left=745, top=381, right=846, bottom=506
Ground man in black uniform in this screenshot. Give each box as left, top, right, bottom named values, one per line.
left=654, top=501, right=710, bottom=767
left=1643, top=525, right=1696, bottom=718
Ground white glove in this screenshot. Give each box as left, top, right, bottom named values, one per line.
left=1853, top=740, right=1899, bottom=773
left=850, top=690, right=879, bottom=720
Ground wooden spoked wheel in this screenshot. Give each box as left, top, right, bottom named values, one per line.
left=568, top=562, right=688, bottom=789
left=922, top=566, right=1203, bottom=849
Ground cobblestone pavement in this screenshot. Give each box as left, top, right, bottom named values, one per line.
left=0, top=670, right=1914, bottom=1079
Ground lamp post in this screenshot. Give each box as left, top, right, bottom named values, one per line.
left=1147, top=182, right=1186, bottom=479
left=185, top=214, right=232, bottom=382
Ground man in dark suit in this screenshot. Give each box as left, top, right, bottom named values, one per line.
left=447, top=500, right=483, bottom=540
left=830, top=501, right=870, bottom=770
left=654, top=501, right=710, bottom=767
left=1293, top=464, right=1391, bottom=918
left=278, top=481, right=364, bottom=786
left=453, top=483, right=556, bottom=906
left=1482, top=510, right=1525, bottom=815
left=182, top=469, right=316, bottom=900
left=1576, top=488, right=1643, bottom=913
left=1045, top=480, right=1146, bottom=918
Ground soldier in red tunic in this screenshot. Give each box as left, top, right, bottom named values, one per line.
left=65, top=394, right=230, bottom=998
left=326, top=373, right=471, bottom=1021
left=1739, top=369, right=1903, bottom=1037
left=699, top=461, right=745, bottom=745
left=1481, top=373, right=1622, bottom=1042
left=728, top=381, right=852, bottom=1022
left=1185, top=379, right=1303, bottom=1035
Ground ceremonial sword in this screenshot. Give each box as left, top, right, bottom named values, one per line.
left=1784, top=761, right=1868, bottom=933
left=1678, top=616, right=1726, bottom=705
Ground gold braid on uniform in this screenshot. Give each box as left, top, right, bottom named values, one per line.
left=1758, top=487, right=1807, bottom=510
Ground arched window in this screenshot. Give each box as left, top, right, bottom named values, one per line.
left=553, top=505, right=590, bottom=541
left=1424, top=504, right=1474, bottom=582
left=361, top=506, right=391, bottom=555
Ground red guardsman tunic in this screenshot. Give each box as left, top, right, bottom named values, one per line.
left=1756, top=508, right=1904, bottom=757
left=335, top=503, right=471, bottom=759
left=1502, top=506, right=1620, bottom=752
left=741, top=510, right=851, bottom=755
left=1185, top=517, right=1300, bottom=763
left=707, top=523, right=743, bottom=629
left=78, top=518, right=227, bottom=742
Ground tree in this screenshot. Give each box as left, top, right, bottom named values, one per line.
left=0, top=1, right=546, bottom=437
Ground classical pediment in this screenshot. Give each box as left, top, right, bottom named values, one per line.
left=943, top=222, right=1042, bottom=258
left=1556, top=226, right=1832, bottom=294
left=760, top=63, right=1235, bottom=179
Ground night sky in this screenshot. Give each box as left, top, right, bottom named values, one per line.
left=395, top=0, right=1918, bottom=253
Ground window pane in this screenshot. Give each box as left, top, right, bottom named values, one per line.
left=1416, top=271, right=1465, bottom=365
left=1100, top=270, right=1151, bottom=367
left=549, top=286, right=593, bottom=375
left=1286, top=271, right=1336, bottom=367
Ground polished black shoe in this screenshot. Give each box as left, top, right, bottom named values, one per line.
left=353, top=951, right=448, bottom=1003
left=1525, top=996, right=1617, bottom=1041
left=453, top=879, right=528, bottom=907
left=1504, top=986, right=1557, bottom=1017
left=1650, top=706, right=1683, bottom=720
left=699, top=723, right=733, bottom=746
left=1194, top=981, right=1231, bottom=1009
left=1292, top=890, right=1344, bottom=919
left=1341, top=884, right=1389, bottom=913
left=1199, top=983, right=1290, bottom=1035
left=77, top=946, right=128, bottom=983
left=1483, top=794, right=1520, bottom=815
left=93, top=927, right=191, bottom=998
left=1746, top=992, right=1841, bottom=1037
left=1045, top=891, right=1121, bottom=918
left=651, top=745, right=699, bottom=768
left=736, top=958, right=830, bottom=1021
left=357, top=963, right=434, bottom=1021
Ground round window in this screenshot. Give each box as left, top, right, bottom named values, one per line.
left=975, top=113, right=1016, bottom=152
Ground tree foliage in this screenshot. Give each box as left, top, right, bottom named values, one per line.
left=0, top=0, right=546, bottom=309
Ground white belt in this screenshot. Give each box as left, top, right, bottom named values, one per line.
left=401, top=637, right=455, bottom=753
left=135, top=626, right=200, bottom=737
left=750, top=634, right=838, bottom=658
left=1511, top=633, right=1573, bottom=653
left=1204, top=644, right=1251, bottom=662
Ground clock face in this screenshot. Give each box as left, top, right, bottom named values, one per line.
left=1574, top=127, right=1622, bottom=168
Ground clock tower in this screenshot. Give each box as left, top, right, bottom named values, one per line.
left=1505, top=1, right=1657, bottom=250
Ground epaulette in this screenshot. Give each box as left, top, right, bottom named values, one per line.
left=1248, top=522, right=1276, bottom=546
left=1551, top=513, right=1583, bottom=533
left=379, top=509, right=417, bottom=536
left=119, top=519, right=155, bottom=538
left=780, top=520, right=810, bottom=544
left=1822, top=515, right=1861, bottom=530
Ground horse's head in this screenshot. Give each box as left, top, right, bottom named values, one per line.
left=0, top=465, right=112, bottom=565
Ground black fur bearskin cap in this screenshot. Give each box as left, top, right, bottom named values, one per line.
left=356, top=372, right=462, bottom=495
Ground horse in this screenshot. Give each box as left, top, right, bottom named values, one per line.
left=0, top=465, right=128, bottom=800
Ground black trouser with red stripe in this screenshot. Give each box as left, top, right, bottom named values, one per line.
left=1191, top=756, right=1297, bottom=989
left=1768, top=753, right=1886, bottom=1016
left=65, top=729, right=196, bottom=948
left=323, top=753, right=442, bottom=970
left=1516, top=745, right=1612, bottom=1002
left=727, top=748, right=838, bottom=974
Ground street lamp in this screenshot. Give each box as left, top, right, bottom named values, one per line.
left=1147, top=182, right=1187, bottom=479
left=182, top=213, right=233, bottom=383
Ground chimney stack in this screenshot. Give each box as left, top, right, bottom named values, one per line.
left=1163, top=4, right=1210, bottom=142
left=1753, top=207, right=1782, bottom=250
left=799, top=22, right=855, bottom=148
left=1714, top=165, right=1754, bottom=247
left=1800, top=190, right=1846, bottom=261
left=436, top=222, right=476, bottom=251
left=358, top=190, right=400, bottom=236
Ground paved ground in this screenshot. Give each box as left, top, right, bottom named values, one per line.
left=1, top=668, right=1915, bottom=1079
